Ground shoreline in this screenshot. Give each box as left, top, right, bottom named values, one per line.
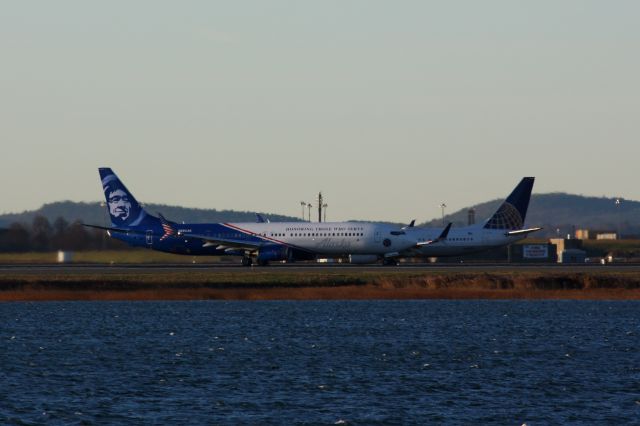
left=2, top=269, right=640, bottom=301
left=1, top=287, right=640, bottom=302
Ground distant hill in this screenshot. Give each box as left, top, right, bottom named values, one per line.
left=2, top=194, right=639, bottom=238
left=420, top=193, right=640, bottom=237
left=0, top=201, right=302, bottom=228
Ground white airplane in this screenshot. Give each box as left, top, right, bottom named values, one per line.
left=86, top=168, right=445, bottom=266
left=399, top=177, right=541, bottom=259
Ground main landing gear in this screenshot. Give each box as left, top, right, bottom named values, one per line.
left=382, top=258, right=399, bottom=266
left=241, top=257, right=270, bottom=267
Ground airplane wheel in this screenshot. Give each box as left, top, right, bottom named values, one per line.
left=382, top=258, right=398, bottom=266
left=257, top=259, right=269, bottom=267
left=241, top=257, right=253, bottom=267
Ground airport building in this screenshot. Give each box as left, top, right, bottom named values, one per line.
left=508, top=243, right=558, bottom=263
left=574, top=229, right=618, bottom=240
left=549, top=238, right=587, bottom=263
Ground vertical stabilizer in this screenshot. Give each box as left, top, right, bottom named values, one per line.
left=483, top=177, right=535, bottom=230
left=99, top=168, right=157, bottom=228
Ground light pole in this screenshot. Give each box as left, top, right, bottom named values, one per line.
left=300, top=201, right=306, bottom=221
left=307, top=203, right=313, bottom=222
left=440, top=203, right=446, bottom=226
left=323, top=203, right=328, bottom=222
left=317, top=192, right=323, bottom=222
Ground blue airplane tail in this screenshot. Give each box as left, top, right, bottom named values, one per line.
left=99, top=168, right=158, bottom=228
left=483, top=177, right=534, bottom=230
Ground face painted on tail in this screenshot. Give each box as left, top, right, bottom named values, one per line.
left=107, top=189, right=132, bottom=222
left=102, top=175, right=142, bottom=226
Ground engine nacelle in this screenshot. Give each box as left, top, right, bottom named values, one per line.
left=257, top=245, right=290, bottom=263
left=349, top=254, right=379, bottom=264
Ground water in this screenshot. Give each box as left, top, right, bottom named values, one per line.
left=1, top=301, right=639, bottom=425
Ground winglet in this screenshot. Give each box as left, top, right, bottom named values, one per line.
left=256, top=213, right=270, bottom=223
left=437, top=222, right=452, bottom=241
left=405, top=219, right=415, bottom=229
left=416, top=222, right=452, bottom=246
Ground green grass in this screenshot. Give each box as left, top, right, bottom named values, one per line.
left=2, top=268, right=640, bottom=301
left=517, top=239, right=640, bottom=257
left=581, top=240, right=640, bottom=256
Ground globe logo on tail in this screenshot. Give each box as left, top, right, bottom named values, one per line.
left=484, top=202, right=523, bottom=230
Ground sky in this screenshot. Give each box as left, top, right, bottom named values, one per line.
left=1, top=1, right=639, bottom=222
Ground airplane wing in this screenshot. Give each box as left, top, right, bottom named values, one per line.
left=180, top=231, right=318, bottom=255
left=416, top=223, right=452, bottom=246
left=505, top=227, right=543, bottom=237
left=153, top=214, right=263, bottom=251
left=180, top=232, right=265, bottom=252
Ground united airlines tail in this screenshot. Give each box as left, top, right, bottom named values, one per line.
left=99, top=168, right=158, bottom=229
left=483, top=177, right=534, bottom=230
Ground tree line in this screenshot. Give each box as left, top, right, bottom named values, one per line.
left=0, top=215, right=125, bottom=252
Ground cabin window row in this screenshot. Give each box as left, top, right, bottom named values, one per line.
left=210, top=232, right=364, bottom=239
left=288, top=232, right=364, bottom=237
left=212, top=233, right=244, bottom=238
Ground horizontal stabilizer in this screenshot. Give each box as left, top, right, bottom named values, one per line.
left=82, top=223, right=147, bottom=235
left=416, top=222, right=452, bottom=246
left=505, top=227, right=543, bottom=237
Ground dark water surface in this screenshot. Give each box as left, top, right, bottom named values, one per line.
left=1, top=301, right=639, bottom=425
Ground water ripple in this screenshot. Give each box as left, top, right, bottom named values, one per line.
left=0, top=300, right=639, bottom=424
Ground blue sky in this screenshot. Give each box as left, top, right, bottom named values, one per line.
left=1, top=1, right=638, bottom=222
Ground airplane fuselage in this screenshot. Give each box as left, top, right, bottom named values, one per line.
left=95, top=168, right=538, bottom=265
left=111, top=221, right=417, bottom=258
left=405, top=225, right=526, bottom=257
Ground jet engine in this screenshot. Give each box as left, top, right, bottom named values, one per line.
left=348, top=254, right=379, bottom=264
left=257, top=245, right=290, bottom=263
